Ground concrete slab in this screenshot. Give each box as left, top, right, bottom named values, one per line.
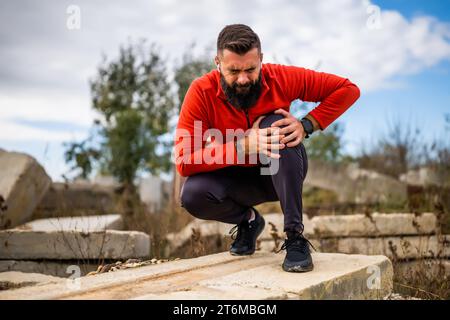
left=0, top=271, right=62, bottom=290
left=0, top=229, right=150, bottom=260
left=15, top=214, right=123, bottom=232
left=0, top=149, right=51, bottom=229
left=318, top=235, right=450, bottom=260
left=261, top=213, right=315, bottom=239
left=32, top=182, right=117, bottom=219
left=0, top=260, right=99, bottom=278
left=0, top=251, right=393, bottom=300
left=312, top=213, right=438, bottom=238
left=305, top=160, right=407, bottom=204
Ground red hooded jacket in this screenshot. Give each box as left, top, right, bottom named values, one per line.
left=175, top=63, right=360, bottom=177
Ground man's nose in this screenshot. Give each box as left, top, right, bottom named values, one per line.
left=236, top=73, right=250, bottom=85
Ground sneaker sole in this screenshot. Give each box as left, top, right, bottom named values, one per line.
left=282, top=263, right=314, bottom=273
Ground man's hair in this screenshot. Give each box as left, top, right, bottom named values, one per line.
left=217, top=24, right=261, bottom=55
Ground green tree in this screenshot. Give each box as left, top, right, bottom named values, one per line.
left=291, top=99, right=345, bottom=164
left=64, top=41, right=175, bottom=216
left=303, top=122, right=345, bottom=163
left=170, top=47, right=213, bottom=205
left=174, top=47, right=214, bottom=109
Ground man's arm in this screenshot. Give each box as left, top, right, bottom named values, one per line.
left=279, top=65, right=360, bottom=130
left=175, top=81, right=238, bottom=177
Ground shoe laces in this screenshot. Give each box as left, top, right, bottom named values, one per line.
left=229, top=221, right=251, bottom=246
left=276, top=233, right=316, bottom=254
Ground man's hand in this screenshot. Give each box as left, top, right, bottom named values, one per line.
left=270, top=108, right=306, bottom=147
left=236, top=115, right=285, bottom=159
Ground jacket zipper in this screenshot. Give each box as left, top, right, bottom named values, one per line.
left=244, top=110, right=250, bottom=128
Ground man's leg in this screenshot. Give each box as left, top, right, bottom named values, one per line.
left=258, top=113, right=308, bottom=234
left=180, top=166, right=276, bottom=224
left=180, top=166, right=276, bottom=255
left=258, top=113, right=313, bottom=272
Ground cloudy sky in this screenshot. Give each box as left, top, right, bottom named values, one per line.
left=1, top=0, right=449, bottom=181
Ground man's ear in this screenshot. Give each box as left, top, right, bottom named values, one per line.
left=260, top=52, right=264, bottom=64
left=214, top=56, right=219, bottom=67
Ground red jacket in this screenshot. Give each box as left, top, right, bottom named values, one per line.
left=175, top=63, right=360, bottom=177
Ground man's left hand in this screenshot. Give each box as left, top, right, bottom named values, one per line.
left=270, top=108, right=306, bottom=147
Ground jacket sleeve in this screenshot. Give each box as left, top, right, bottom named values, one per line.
left=279, top=65, right=360, bottom=130
left=174, top=80, right=238, bottom=177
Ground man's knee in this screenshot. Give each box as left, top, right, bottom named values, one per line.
left=180, top=178, right=202, bottom=214
left=259, top=113, right=285, bottom=129
left=180, top=176, right=220, bottom=220
left=257, top=112, right=307, bottom=168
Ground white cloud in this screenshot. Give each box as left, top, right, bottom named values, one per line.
left=1, top=0, right=449, bottom=95
left=0, top=120, right=86, bottom=142
left=0, top=0, right=449, bottom=176
left=0, top=92, right=92, bottom=125
left=0, top=91, right=92, bottom=141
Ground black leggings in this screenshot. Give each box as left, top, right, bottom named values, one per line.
left=180, top=113, right=308, bottom=233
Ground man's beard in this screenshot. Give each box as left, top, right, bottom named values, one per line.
left=220, top=71, right=262, bottom=111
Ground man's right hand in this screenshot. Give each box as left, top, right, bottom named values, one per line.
left=236, top=116, right=285, bottom=159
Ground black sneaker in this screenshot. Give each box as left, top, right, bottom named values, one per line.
left=278, top=232, right=315, bottom=272
left=229, top=208, right=265, bottom=256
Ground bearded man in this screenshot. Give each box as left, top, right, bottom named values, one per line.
left=175, top=24, right=360, bottom=272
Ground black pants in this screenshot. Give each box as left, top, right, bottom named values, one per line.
left=180, top=114, right=308, bottom=233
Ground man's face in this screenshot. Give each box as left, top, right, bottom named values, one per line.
left=215, top=48, right=263, bottom=110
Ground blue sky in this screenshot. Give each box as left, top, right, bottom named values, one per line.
left=343, top=0, right=450, bottom=151
left=374, top=0, right=450, bottom=21
left=0, top=0, right=449, bottom=181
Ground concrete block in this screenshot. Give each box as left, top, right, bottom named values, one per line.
left=15, top=214, right=123, bottom=232
left=305, top=160, right=407, bottom=205
left=0, top=149, right=51, bottom=229
left=318, top=235, right=450, bottom=260
left=0, top=229, right=150, bottom=260
left=312, top=213, right=438, bottom=238
left=32, top=182, right=116, bottom=219
left=0, top=260, right=99, bottom=278
left=258, top=238, right=321, bottom=253
left=260, top=213, right=315, bottom=240
left=0, top=271, right=63, bottom=290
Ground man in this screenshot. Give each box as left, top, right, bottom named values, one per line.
left=175, top=24, right=360, bottom=272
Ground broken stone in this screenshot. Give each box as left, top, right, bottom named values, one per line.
left=0, top=271, right=62, bottom=291
left=318, top=235, right=450, bottom=260
left=0, top=229, right=150, bottom=260
left=0, top=260, right=98, bottom=277
left=32, top=182, right=117, bottom=219
left=0, top=149, right=52, bottom=229
left=15, top=214, right=123, bottom=232
left=305, top=160, right=407, bottom=205
left=312, top=213, right=438, bottom=238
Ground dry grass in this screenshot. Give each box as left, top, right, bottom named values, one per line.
left=393, top=259, right=449, bottom=300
